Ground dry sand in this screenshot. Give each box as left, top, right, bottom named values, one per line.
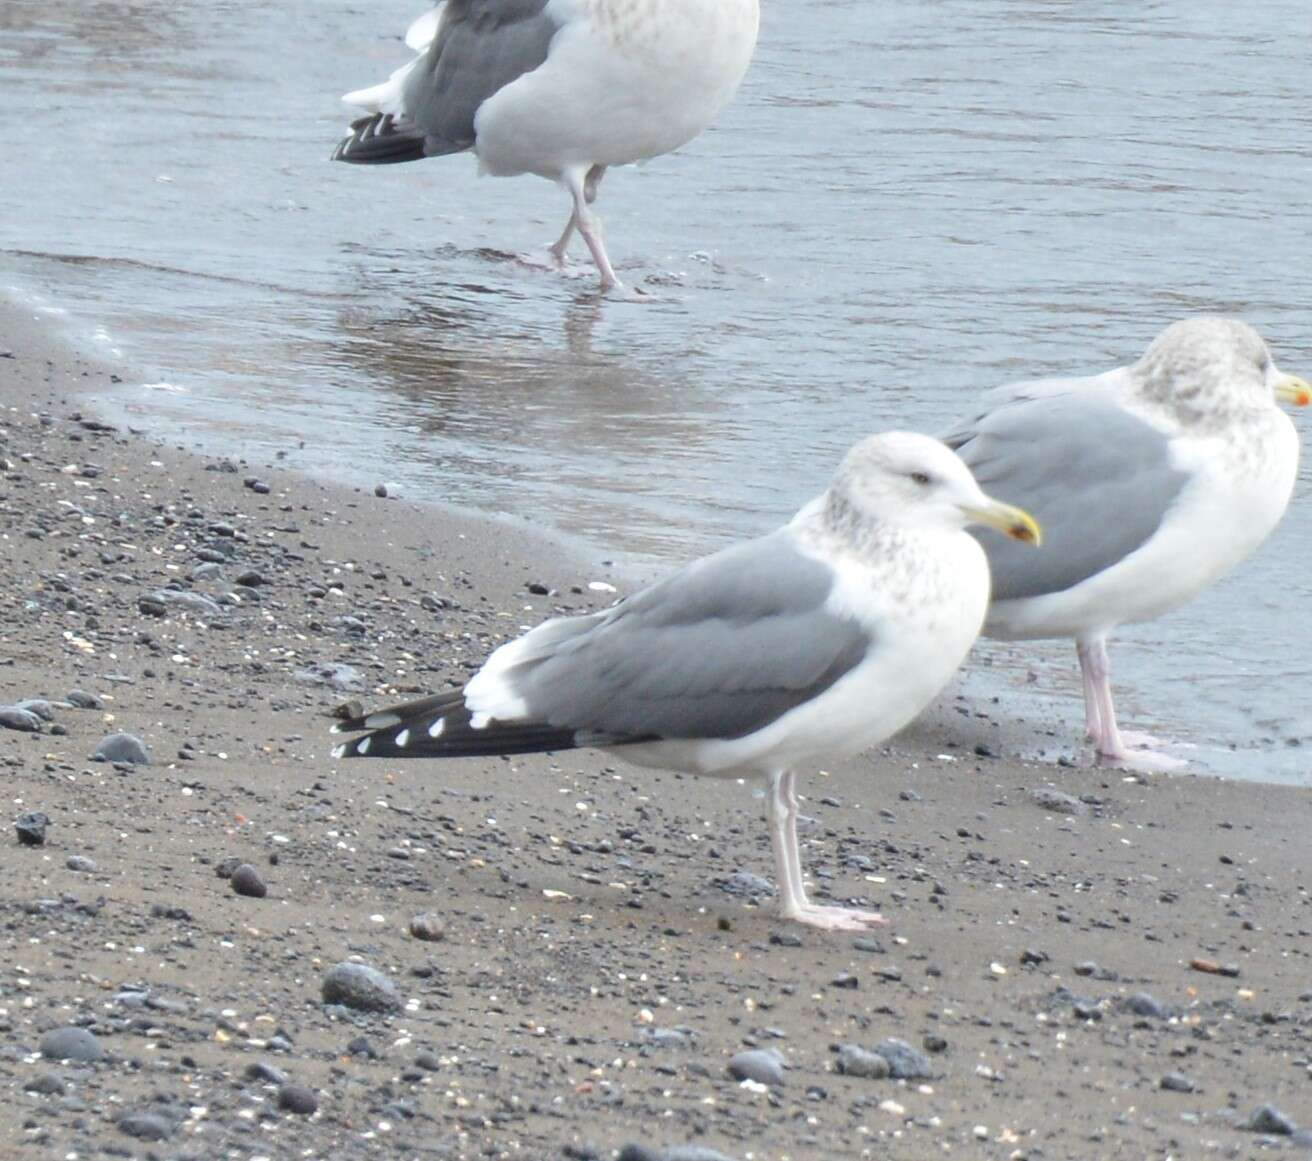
left=2, top=298, right=1310, bottom=1160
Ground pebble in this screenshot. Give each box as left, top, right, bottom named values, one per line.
left=321, top=962, right=402, bottom=1013
left=278, top=1083, right=319, bottom=1115
left=230, top=863, right=268, bottom=898
left=1029, top=787, right=1086, bottom=814
left=39, top=1026, right=104, bottom=1063
left=93, top=732, right=150, bottom=765
left=409, top=913, right=446, bottom=941
left=618, top=1147, right=663, bottom=1161
left=716, top=871, right=775, bottom=897
left=1244, top=1104, right=1296, bottom=1135
left=836, top=1043, right=891, bottom=1079
left=16, top=810, right=50, bottom=846
left=1160, top=1072, right=1195, bottom=1093
left=14, top=698, right=57, bottom=720
left=665, top=1149, right=739, bottom=1161
left=873, top=1038, right=934, bottom=1079
left=24, top=1074, right=65, bottom=1095
left=727, top=1048, right=786, bottom=1086
left=0, top=706, right=43, bottom=732
left=116, top=1108, right=177, bottom=1141
left=1123, top=992, right=1167, bottom=1019
left=245, top=1061, right=288, bottom=1085
left=65, top=689, right=103, bottom=709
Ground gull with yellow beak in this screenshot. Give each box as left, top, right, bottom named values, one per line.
left=332, top=431, right=1039, bottom=931
left=945, top=316, right=1309, bottom=767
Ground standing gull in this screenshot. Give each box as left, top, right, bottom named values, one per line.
left=331, top=432, right=1040, bottom=931
left=944, top=317, right=1309, bottom=766
left=332, top=0, right=760, bottom=290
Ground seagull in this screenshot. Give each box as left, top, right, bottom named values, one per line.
left=944, top=316, right=1309, bottom=767
left=332, top=0, right=760, bottom=290
left=330, top=432, right=1040, bottom=931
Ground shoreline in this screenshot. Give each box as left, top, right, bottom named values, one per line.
left=2, top=297, right=1311, bottom=1158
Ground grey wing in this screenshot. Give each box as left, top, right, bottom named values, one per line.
left=945, top=391, right=1190, bottom=600
left=505, top=531, right=872, bottom=742
left=401, top=0, right=559, bottom=152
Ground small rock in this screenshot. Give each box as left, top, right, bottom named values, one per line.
left=715, top=871, right=774, bottom=897
left=116, top=1109, right=177, bottom=1142
left=278, top=1083, right=318, bottom=1115
left=24, top=1074, right=65, bottom=1095
left=409, top=913, right=446, bottom=942
left=16, top=811, right=50, bottom=846
left=39, top=1026, right=104, bottom=1063
left=727, top=1048, right=785, bottom=1086
left=0, top=706, right=42, bottom=732
left=665, top=1148, right=739, bottom=1161
left=1123, top=992, right=1167, bottom=1019
left=873, top=1038, right=934, bottom=1079
left=321, top=962, right=401, bottom=1013
left=1244, top=1104, right=1296, bottom=1135
left=244, top=1061, right=287, bottom=1085
left=92, top=732, right=150, bottom=765
left=1029, top=787, right=1086, bottom=814
left=66, top=855, right=96, bottom=872
left=831, top=972, right=859, bottom=989
left=836, top=1044, right=891, bottom=1079
left=230, top=864, right=268, bottom=898
left=1160, top=1072, right=1195, bottom=1093
left=65, top=689, right=103, bottom=709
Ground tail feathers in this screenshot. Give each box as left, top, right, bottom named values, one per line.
left=332, top=113, right=427, bottom=165
left=330, top=689, right=581, bottom=759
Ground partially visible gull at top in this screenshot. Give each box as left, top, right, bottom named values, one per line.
left=331, top=432, right=1041, bottom=931
left=332, top=0, right=760, bottom=291
left=944, top=316, right=1310, bottom=769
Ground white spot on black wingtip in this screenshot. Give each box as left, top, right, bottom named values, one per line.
left=428, top=717, right=446, bottom=739
left=329, top=722, right=344, bottom=734
left=395, top=728, right=410, bottom=748
left=358, top=736, right=372, bottom=755
left=364, top=711, right=402, bottom=730
left=331, top=743, right=346, bottom=759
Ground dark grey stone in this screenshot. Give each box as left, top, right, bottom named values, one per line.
left=1160, top=1072, right=1195, bottom=1093
left=93, top=732, right=150, bottom=765
left=39, top=1026, right=104, bottom=1063
left=1123, top=992, right=1167, bottom=1019
left=16, top=811, right=49, bottom=846
left=409, top=913, right=445, bottom=942
left=66, top=855, right=96, bottom=873
left=230, top=864, right=268, bottom=898
left=0, top=706, right=42, bottom=732
left=278, top=1083, right=318, bottom=1115
left=873, top=1037, right=933, bottom=1079
left=117, top=1109, right=176, bottom=1141
left=65, top=689, right=103, bottom=709
left=321, top=962, right=401, bottom=1013
left=1244, top=1104, right=1296, bottom=1135
left=1029, top=787, right=1086, bottom=814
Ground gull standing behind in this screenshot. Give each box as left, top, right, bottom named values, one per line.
left=332, top=0, right=760, bottom=290
left=944, top=317, right=1310, bottom=767
left=331, top=432, right=1040, bottom=931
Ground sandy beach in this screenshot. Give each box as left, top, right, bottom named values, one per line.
left=2, top=297, right=1311, bottom=1160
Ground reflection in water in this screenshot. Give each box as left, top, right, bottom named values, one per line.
left=1, top=0, right=1309, bottom=781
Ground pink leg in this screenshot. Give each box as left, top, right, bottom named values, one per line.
left=549, top=210, right=577, bottom=266
left=767, top=770, right=885, bottom=931
left=562, top=166, right=621, bottom=291
left=1075, top=636, right=1185, bottom=771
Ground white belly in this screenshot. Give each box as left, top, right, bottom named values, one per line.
left=475, top=0, right=759, bottom=178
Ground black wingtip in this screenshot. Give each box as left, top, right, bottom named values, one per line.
left=332, top=113, right=427, bottom=165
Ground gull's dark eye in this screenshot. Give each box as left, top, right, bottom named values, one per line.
left=910, top=471, right=932, bottom=486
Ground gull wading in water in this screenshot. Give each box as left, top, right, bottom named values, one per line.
left=331, top=432, right=1040, bottom=931
left=944, top=317, right=1309, bottom=768
left=332, top=0, right=760, bottom=290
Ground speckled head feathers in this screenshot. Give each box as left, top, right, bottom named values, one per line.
left=1133, top=317, right=1275, bottom=421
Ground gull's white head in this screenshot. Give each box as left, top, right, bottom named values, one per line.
left=826, top=431, right=1041, bottom=544
left=1134, top=316, right=1311, bottom=419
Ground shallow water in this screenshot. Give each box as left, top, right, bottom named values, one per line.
left=1, top=0, right=1309, bottom=782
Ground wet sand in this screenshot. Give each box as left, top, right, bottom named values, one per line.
left=2, top=298, right=1311, bottom=1159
